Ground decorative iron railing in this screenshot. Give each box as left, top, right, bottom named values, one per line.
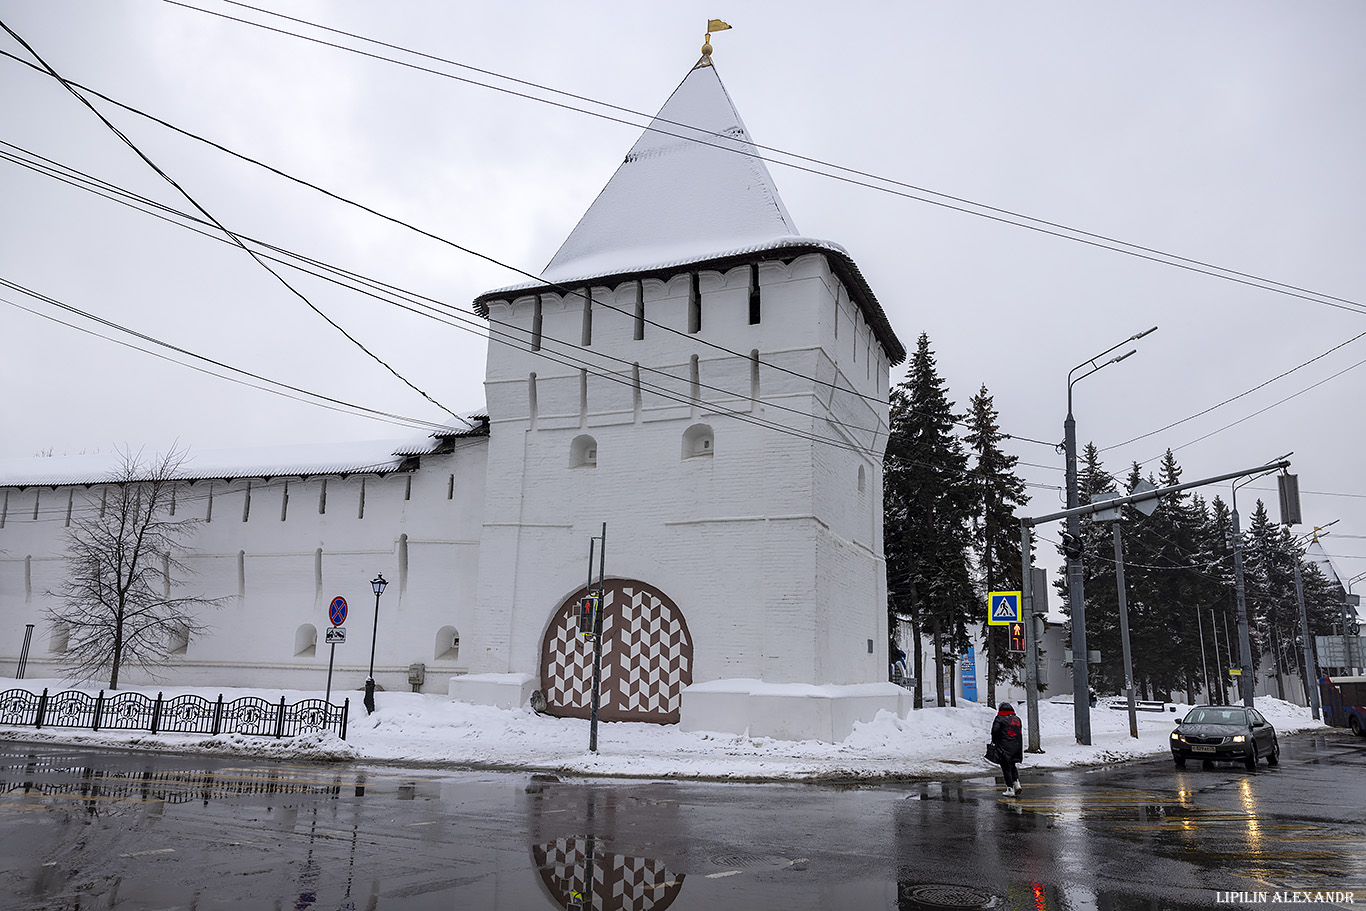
left=0, top=688, right=348, bottom=740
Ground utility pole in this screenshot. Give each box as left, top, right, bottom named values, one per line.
left=1063, top=326, right=1156, bottom=744
left=1020, top=521, right=1042, bottom=753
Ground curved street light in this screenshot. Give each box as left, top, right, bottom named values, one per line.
left=1062, top=326, right=1156, bottom=745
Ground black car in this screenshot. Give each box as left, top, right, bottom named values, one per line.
left=1170, top=705, right=1279, bottom=769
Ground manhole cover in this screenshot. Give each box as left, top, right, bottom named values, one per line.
left=898, top=883, right=999, bottom=910
left=708, top=851, right=788, bottom=869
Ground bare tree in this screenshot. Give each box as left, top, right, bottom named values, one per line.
left=47, top=445, right=221, bottom=689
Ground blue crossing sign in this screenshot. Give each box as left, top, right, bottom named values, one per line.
left=988, top=591, right=1022, bottom=626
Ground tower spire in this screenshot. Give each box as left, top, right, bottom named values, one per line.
left=698, top=18, right=731, bottom=67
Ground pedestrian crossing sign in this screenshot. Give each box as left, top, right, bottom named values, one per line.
left=988, top=591, right=1022, bottom=626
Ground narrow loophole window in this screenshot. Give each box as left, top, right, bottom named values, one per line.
left=531, top=294, right=543, bottom=351
left=581, top=288, right=593, bottom=347
left=633, top=281, right=645, bottom=340
left=748, top=262, right=761, bottom=325
left=688, top=272, right=701, bottom=334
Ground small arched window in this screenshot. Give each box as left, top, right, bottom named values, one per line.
left=570, top=434, right=598, bottom=468
left=682, top=424, right=714, bottom=459
left=295, top=623, right=318, bottom=658
left=858, top=464, right=867, bottom=494
left=436, top=625, right=460, bottom=661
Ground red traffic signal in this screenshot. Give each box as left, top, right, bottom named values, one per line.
left=577, top=595, right=600, bottom=637
left=1008, top=621, right=1025, bottom=653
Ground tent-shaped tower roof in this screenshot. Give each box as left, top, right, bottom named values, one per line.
left=476, top=58, right=904, bottom=364
left=541, top=59, right=798, bottom=283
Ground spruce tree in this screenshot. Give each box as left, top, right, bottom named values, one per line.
left=964, top=384, right=1029, bottom=705
left=1055, top=443, right=1120, bottom=696
left=884, top=334, right=975, bottom=707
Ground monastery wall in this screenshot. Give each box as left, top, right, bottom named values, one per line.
left=0, top=439, right=488, bottom=694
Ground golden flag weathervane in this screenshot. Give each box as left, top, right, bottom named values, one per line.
left=701, top=19, right=731, bottom=64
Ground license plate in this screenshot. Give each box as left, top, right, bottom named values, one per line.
left=1192, top=745, right=1216, bottom=754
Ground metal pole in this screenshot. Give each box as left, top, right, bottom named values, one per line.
left=1021, top=519, right=1041, bottom=752
left=1221, top=610, right=1235, bottom=701
left=1196, top=606, right=1210, bottom=703
left=1343, top=579, right=1359, bottom=675
left=1231, top=493, right=1254, bottom=707
left=365, top=585, right=382, bottom=714
left=16, top=623, right=34, bottom=679
left=1063, top=405, right=1091, bottom=745
left=326, top=642, right=337, bottom=706
left=1210, top=609, right=1223, bottom=704
left=1294, top=559, right=1321, bottom=720
left=1112, top=524, right=1138, bottom=739
left=589, top=522, right=606, bottom=754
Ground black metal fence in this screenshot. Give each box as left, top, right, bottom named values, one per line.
left=0, top=688, right=348, bottom=740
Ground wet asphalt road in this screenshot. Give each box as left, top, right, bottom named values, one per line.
left=0, top=730, right=1362, bottom=911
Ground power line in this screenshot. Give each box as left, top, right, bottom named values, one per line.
left=0, top=49, right=926, bottom=429
left=164, top=0, right=1366, bottom=320
left=0, top=143, right=1066, bottom=497
left=0, top=287, right=456, bottom=433
left=1139, top=354, right=1366, bottom=465
left=1103, top=330, right=1366, bottom=454
left=0, top=17, right=458, bottom=419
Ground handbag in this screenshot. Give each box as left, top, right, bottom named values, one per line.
left=985, top=742, right=1001, bottom=763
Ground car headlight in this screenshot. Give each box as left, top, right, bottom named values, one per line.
left=1231, top=735, right=1246, bottom=743
left=1170, top=732, right=1181, bottom=741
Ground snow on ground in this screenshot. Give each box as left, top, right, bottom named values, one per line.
left=0, top=677, right=1329, bottom=781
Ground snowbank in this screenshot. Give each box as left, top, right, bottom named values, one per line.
left=0, top=678, right=1330, bottom=781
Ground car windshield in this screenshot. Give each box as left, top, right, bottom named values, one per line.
left=1183, top=708, right=1247, bottom=725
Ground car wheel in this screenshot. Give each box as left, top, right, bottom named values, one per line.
left=1265, top=738, right=1279, bottom=766
left=1244, top=748, right=1257, bottom=771
left=1351, top=715, right=1363, bottom=737
left=1173, top=755, right=1185, bottom=768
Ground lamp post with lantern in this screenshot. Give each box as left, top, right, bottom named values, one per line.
left=364, top=573, right=388, bottom=714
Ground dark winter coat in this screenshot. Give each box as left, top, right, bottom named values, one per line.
left=991, top=707, right=1024, bottom=763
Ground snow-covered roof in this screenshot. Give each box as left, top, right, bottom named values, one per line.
left=473, top=61, right=905, bottom=365
left=0, top=414, right=487, bottom=488
left=543, top=59, right=798, bottom=285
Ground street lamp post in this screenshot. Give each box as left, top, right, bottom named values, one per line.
left=364, top=573, right=388, bottom=715
left=1347, top=571, right=1366, bottom=675
left=1292, top=522, right=1336, bottom=719
left=1229, top=478, right=1256, bottom=708
left=1063, top=326, right=1156, bottom=745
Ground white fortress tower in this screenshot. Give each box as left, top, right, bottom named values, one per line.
left=460, top=54, right=909, bottom=739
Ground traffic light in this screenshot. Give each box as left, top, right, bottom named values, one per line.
left=1009, top=621, right=1025, bottom=653
left=577, top=595, right=599, bottom=637
left=1061, top=532, right=1083, bottom=562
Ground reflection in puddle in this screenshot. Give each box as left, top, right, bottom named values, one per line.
left=532, top=835, right=684, bottom=911
left=527, top=778, right=685, bottom=910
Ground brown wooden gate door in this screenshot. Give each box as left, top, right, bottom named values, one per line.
left=539, top=579, right=693, bottom=723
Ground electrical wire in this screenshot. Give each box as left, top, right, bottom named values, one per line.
left=1103, top=330, right=1366, bottom=454
left=0, top=17, right=458, bottom=419
left=169, top=0, right=1366, bottom=319
left=4, top=139, right=1061, bottom=484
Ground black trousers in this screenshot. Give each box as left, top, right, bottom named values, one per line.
left=998, top=758, right=1018, bottom=787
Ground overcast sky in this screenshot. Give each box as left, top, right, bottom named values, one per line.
left=1, top=1, right=1363, bottom=589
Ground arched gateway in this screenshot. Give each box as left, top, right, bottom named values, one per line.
left=539, top=580, right=693, bottom=724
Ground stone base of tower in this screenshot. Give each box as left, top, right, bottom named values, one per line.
left=678, top=679, right=912, bottom=742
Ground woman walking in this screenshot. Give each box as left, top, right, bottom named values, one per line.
left=991, top=702, right=1024, bottom=796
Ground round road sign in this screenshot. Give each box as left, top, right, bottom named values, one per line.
left=329, top=596, right=348, bottom=626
